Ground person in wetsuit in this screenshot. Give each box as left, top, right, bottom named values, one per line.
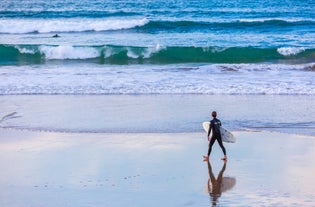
left=203, top=111, right=227, bottom=161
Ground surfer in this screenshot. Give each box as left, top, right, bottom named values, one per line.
left=203, top=111, right=227, bottom=161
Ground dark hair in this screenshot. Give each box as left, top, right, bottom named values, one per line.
left=212, top=111, right=217, bottom=118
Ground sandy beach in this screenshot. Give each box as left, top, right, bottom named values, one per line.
left=1, top=128, right=315, bottom=207
left=1, top=0, right=315, bottom=206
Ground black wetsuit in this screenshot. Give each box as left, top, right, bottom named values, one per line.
left=207, top=118, right=226, bottom=156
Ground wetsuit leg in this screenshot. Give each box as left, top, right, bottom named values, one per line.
left=207, top=136, right=216, bottom=156
left=217, top=135, right=226, bottom=155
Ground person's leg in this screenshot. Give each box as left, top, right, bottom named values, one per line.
left=207, top=136, right=216, bottom=156
left=217, top=135, right=227, bottom=160
left=204, top=136, right=216, bottom=161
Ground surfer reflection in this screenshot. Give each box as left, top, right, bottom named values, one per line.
left=206, top=161, right=236, bottom=206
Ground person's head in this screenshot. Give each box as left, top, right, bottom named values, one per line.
left=212, top=111, right=217, bottom=118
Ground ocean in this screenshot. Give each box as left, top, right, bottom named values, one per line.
left=1, top=0, right=315, bottom=95
left=0, top=0, right=314, bottom=134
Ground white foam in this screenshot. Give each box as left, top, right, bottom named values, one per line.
left=277, top=47, right=305, bottom=56
left=39, top=46, right=100, bottom=59
left=142, top=47, right=157, bottom=58
left=126, top=48, right=139, bottom=59
left=0, top=18, right=149, bottom=34
left=103, top=46, right=119, bottom=58
left=14, top=46, right=36, bottom=54
left=1, top=63, right=314, bottom=95
left=102, top=45, right=163, bottom=59
left=127, top=45, right=163, bottom=59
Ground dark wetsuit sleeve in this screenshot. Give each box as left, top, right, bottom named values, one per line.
left=208, top=121, right=213, bottom=137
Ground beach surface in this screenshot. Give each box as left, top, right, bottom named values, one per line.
left=1, top=95, right=314, bottom=135
left=1, top=0, right=315, bottom=206
left=1, top=129, right=315, bottom=207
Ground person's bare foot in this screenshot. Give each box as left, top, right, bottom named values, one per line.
left=203, top=155, right=209, bottom=161
left=221, top=155, right=227, bottom=161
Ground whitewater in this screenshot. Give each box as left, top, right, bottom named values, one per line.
left=0, top=0, right=314, bottom=95
left=0, top=0, right=314, bottom=136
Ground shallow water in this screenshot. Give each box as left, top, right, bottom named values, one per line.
left=0, top=130, right=314, bottom=207
left=0, top=95, right=314, bottom=136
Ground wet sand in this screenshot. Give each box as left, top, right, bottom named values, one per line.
left=0, top=129, right=315, bottom=207
left=1, top=95, right=314, bottom=135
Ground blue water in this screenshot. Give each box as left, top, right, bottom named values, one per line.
left=0, top=0, right=314, bottom=95
left=0, top=0, right=315, bottom=134
left=1, top=0, right=314, bottom=47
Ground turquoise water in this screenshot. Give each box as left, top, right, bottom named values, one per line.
left=0, top=1, right=314, bottom=134
left=0, top=0, right=314, bottom=94
left=1, top=0, right=315, bottom=62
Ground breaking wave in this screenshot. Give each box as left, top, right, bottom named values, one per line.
left=0, top=44, right=314, bottom=65
left=0, top=18, right=149, bottom=34
left=0, top=18, right=314, bottom=34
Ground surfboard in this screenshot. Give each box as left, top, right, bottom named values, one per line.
left=202, top=121, right=236, bottom=143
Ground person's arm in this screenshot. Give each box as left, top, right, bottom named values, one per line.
left=207, top=121, right=212, bottom=141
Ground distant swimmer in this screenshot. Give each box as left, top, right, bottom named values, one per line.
left=52, top=34, right=60, bottom=38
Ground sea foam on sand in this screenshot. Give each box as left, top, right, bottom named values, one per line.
left=0, top=129, right=315, bottom=207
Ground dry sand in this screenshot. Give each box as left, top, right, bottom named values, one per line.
left=0, top=129, right=315, bottom=207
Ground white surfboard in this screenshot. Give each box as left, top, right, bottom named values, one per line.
left=202, top=121, right=236, bottom=143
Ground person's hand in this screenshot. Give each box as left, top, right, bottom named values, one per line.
left=207, top=136, right=210, bottom=142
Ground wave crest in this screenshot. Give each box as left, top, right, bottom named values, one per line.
left=1, top=44, right=314, bottom=64
left=1, top=18, right=314, bottom=34
left=0, top=18, right=149, bottom=34
left=39, top=46, right=100, bottom=59
left=277, top=47, right=305, bottom=56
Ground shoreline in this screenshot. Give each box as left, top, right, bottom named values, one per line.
left=1, top=94, right=314, bottom=136
left=1, top=126, right=315, bottom=139
left=1, top=129, right=315, bottom=207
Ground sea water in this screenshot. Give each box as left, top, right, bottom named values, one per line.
left=0, top=0, right=314, bottom=134
left=1, top=0, right=315, bottom=95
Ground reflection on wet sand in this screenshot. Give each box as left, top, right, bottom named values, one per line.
left=206, top=161, right=236, bottom=206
